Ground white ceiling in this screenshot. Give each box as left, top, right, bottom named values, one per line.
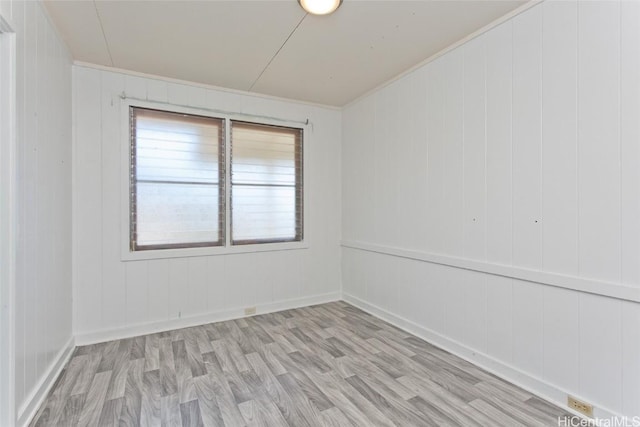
left=44, top=0, right=527, bottom=106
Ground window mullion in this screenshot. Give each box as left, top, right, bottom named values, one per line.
left=224, top=117, right=232, bottom=247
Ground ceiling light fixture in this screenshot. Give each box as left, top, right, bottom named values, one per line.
left=298, top=0, right=342, bottom=15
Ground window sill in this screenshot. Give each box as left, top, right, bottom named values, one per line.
left=121, top=240, right=308, bottom=261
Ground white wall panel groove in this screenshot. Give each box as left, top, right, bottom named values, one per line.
left=443, top=50, right=465, bottom=258
left=620, top=0, right=640, bottom=287
left=577, top=0, right=621, bottom=283
left=541, top=0, right=579, bottom=276
left=512, top=6, right=543, bottom=270
left=485, top=20, right=513, bottom=266
left=462, top=36, right=487, bottom=261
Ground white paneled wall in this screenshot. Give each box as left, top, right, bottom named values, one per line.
left=73, top=66, right=342, bottom=342
left=342, top=0, right=640, bottom=419
left=0, top=1, right=73, bottom=425
left=542, top=0, right=579, bottom=276
left=578, top=1, right=621, bottom=283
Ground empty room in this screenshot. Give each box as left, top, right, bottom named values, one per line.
left=0, top=0, right=639, bottom=425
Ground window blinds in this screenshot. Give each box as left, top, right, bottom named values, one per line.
left=130, top=107, right=225, bottom=250
left=230, top=121, right=303, bottom=244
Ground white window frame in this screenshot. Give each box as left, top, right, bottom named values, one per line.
left=120, top=98, right=309, bottom=261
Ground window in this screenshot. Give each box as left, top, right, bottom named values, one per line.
left=130, top=107, right=225, bottom=250
left=128, top=105, right=304, bottom=253
left=231, top=121, right=303, bottom=244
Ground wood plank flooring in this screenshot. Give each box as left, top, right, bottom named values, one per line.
left=31, top=302, right=575, bottom=426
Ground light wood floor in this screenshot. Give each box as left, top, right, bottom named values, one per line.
left=31, top=301, right=574, bottom=426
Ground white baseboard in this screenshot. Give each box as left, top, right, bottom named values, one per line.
left=342, top=292, right=622, bottom=424
left=17, top=336, right=75, bottom=427
left=75, top=291, right=342, bottom=346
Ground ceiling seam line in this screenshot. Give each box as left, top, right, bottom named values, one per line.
left=93, top=0, right=115, bottom=67
left=248, top=13, right=308, bottom=92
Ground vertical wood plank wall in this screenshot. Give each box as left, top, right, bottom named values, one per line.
left=72, top=66, right=342, bottom=342
left=342, top=0, right=640, bottom=419
left=0, top=0, right=74, bottom=423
